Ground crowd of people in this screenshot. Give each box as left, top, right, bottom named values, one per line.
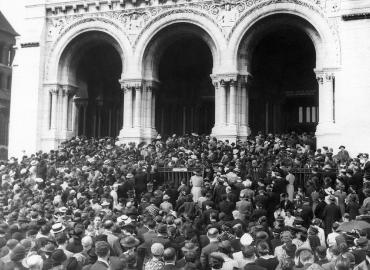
left=0, top=132, right=370, bottom=270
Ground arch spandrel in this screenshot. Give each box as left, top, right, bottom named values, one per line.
left=229, top=2, right=341, bottom=73
left=45, top=18, right=132, bottom=84
left=132, top=9, right=228, bottom=80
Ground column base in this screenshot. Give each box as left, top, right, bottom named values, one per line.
left=142, top=127, right=158, bottom=144
left=40, top=130, right=66, bottom=152
left=315, top=122, right=341, bottom=150
left=211, top=124, right=238, bottom=142
left=117, top=127, right=143, bottom=146
left=238, top=125, right=251, bottom=141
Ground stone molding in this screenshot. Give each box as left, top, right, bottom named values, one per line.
left=45, top=0, right=338, bottom=46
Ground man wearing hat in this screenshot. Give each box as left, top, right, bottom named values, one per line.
left=336, top=145, right=350, bottom=164
left=200, top=227, right=220, bottom=270
left=2, top=244, right=27, bottom=270
left=103, top=220, right=122, bottom=257
left=353, top=237, right=368, bottom=265
left=322, top=195, right=342, bottom=235
left=151, top=224, right=170, bottom=249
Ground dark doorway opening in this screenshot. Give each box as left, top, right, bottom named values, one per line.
left=76, top=42, right=122, bottom=137
left=156, top=37, right=214, bottom=136
left=250, top=27, right=318, bottom=135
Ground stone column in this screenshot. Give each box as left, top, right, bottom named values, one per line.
left=151, top=90, right=156, bottom=127
left=134, top=85, right=142, bottom=128
left=61, top=86, right=75, bottom=132
left=238, top=75, right=251, bottom=139
left=49, top=87, right=59, bottom=130
left=123, top=86, right=133, bottom=128
left=211, top=74, right=240, bottom=142
left=219, top=80, right=227, bottom=126
left=229, top=79, right=237, bottom=126
left=146, top=86, right=152, bottom=128
left=82, top=101, right=88, bottom=135
left=316, top=71, right=334, bottom=126
left=213, top=80, right=220, bottom=127
left=73, top=97, right=82, bottom=135
left=118, top=79, right=146, bottom=144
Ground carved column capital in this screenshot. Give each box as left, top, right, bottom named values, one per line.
left=315, top=68, right=337, bottom=84
left=211, top=73, right=239, bottom=86
left=61, top=85, right=77, bottom=96
left=47, top=84, right=61, bottom=95
left=120, top=79, right=143, bottom=92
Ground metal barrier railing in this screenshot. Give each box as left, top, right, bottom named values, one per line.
left=148, top=166, right=337, bottom=189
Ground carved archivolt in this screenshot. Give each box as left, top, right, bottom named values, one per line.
left=45, top=0, right=341, bottom=75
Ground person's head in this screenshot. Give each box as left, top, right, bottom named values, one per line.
left=335, top=256, right=351, bottom=270
left=151, top=243, right=164, bottom=258
left=95, top=241, right=110, bottom=259
left=332, top=222, right=339, bottom=233
left=281, top=258, right=295, bottom=270
left=163, top=247, right=176, bottom=262
left=328, top=245, right=340, bottom=261
left=81, top=235, right=93, bottom=251
left=242, top=245, right=256, bottom=260
left=23, top=254, right=44, bottom=270
left=316, top=246, right=327, bottom=260
left=55, top=233, right=68, bottom=246
left=280, top=231, right=293, bottom=244
left=207, top=227, right=219, bottom=241
left=299, top=250, right=315, bottom=265
left=256, top=241, right=270, bottom=256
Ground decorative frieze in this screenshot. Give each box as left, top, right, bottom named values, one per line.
left=45, top=0, right=336, bottom=45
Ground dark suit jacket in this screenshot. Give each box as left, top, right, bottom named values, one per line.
left=88, top=257, right=123, bottom=270
left=200, top=241, right=219, bottom=270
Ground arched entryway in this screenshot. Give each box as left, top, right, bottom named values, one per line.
left=142, top=23, right=216, bottom=137
left=237, top=14, right=322, bottom=136
left=57, top=31, right=123, bottom=138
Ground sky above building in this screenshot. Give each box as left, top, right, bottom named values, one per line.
left=0, top=0, right=25, bottom=35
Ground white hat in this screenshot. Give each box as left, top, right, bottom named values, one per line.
left=117, top=215, right=132, bottom=225
left=30, top=160, right=38, bottom=166
left=22, top=254, right=43, bottom=268
left=0, top=165, right=6, bottom=171
left=20, top=168, right=28, bottom=175
left=240, top=233, right=253, bottom=246
left=101, top=201, right=110, bottom=206
left=35, top=178, right=44, bottom=183
left=51, top=223, right=66, bottom=234
left=58, top=207, right=68, bottom=213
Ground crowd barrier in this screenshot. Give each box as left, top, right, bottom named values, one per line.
left=147, top=166, right=338, bottom=189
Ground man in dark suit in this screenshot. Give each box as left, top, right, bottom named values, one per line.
left=89, top=241, right=124, bottom=270
left=322, top=196, right=342, bottom=235
left=200, top=227, right=220, bottom=270
left=243, top=245, right=267, bottom=270
left=162, top=247, right=178, bottom=270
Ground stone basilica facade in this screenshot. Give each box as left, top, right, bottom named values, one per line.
left=8, top=0, right=370, bottom=156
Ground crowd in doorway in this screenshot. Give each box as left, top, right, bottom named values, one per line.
left=0, top=132, right=370, bottom=270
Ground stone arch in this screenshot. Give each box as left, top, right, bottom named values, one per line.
left=229, top=2, right=341, bottom=73
left=133, top=10, right=226, bottom=80
left=46, top=18, right=132, bottom=85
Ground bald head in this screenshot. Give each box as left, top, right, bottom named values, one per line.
left=163, top=247, right=176, bottom=261
left=81, top=236, right=93, bottom=250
